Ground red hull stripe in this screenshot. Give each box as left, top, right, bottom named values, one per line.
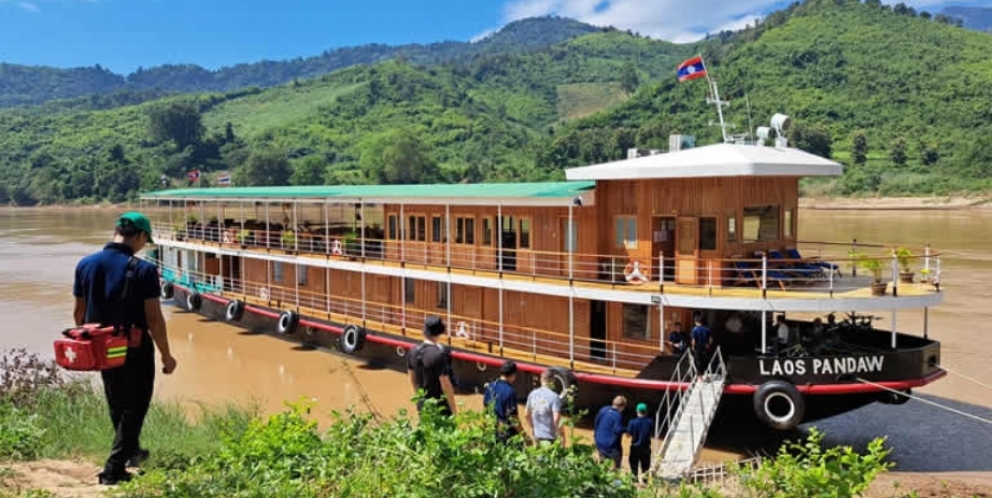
left=178, top=286, right=946, bottom=396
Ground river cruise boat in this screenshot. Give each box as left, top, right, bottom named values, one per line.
left=139, top=137, right=946, bottom=433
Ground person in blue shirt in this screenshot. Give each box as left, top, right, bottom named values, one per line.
left=73, top=213, right=177, bottom=485
left=665, top=321, right=688, bottom=356
left=691, top=314, right=713, bottom=381
left=626, top=403, right=653, bottom=483
left=593, top=395, right=626, bottom=469
left=483, top=360, right=525, bottom=445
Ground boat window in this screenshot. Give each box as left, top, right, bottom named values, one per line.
left=297, top=264, right=308, bottom=286
left=432, top=216, right=442, bottom=243
left=437, top=283, right=448, bottom=309
left=784, top=209, right=794, bottom=238
left=615, top=217, right=637, bottom=248
left=404, top=278, right=415, bottom=304
left=482, top=217, right=493, bottom=246
left=700, top=217, right=717, bottom=251
left=408, top=215, right=426, bottom=242
left=622, top=303, right=650, bottom=340
left=519, top=218, right=530, bottom=249
left=456, top=217, right=475, bottom=245
left=726, top=211, right=737, bottom=244
left=387, top=215, right=397, bottom=240
left=272, top=262, right=284, bottom=283
left=743, top=205, right=779, bottom=243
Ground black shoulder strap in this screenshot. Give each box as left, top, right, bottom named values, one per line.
left=120, top=256, right=140, bottom=301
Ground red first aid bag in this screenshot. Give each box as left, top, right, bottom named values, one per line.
left=54, top=324, right=137, bottom=371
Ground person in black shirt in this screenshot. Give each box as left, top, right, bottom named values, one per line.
left=483, top=360, right=525, bottom=445
left=73, top=213, right=177, bottom=485
left=626, top=403, right=653, bottom=483
left=407, top=316, right=457, bottom=418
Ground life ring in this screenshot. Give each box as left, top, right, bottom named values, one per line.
left=331, top=240, right=343, bottom=256
left=545, top=366, right=578, bottom=414
left=259, top=287, right=270, bottom=301
left=225, top=300, right=244, bottom=322
left=339, top=325, right=367, bottom=354
left=623, top=260, right=650, bottom=285
left=476, top=362, right=488, bottom=372
left=276, top=311, right=299, bottom=335
left=753, top=380, right=805, bottom=431
left=395, top=346, right=407, bottom=357
left=222, top=230, right=234, bottom=244
left=455, top=321, right=471, bottom=340
left=186, top=291, right=202, bottom=312
left=160, top=281, right=175, bottom=300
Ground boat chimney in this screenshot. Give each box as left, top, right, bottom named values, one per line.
left=627, top=148, right=663, bottom=159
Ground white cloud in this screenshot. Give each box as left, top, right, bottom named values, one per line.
left=494, top=0, right=986, bottom=44
left=19, top=1, right=39, bottom=11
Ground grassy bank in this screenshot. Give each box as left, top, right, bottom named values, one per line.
left=1, top=349, right=900, bottom=497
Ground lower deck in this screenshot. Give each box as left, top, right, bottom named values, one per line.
left=154, top=246, right=943, bottom=387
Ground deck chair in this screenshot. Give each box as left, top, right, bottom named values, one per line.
left=768, top=249, right=824, bottom=282
left=786, top=247, right=842, bottom=279
left=732, top=259, right=788, bottom=291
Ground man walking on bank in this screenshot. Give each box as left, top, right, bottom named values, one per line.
left=73, top=212, right=177, bottom=485
left=483, top=360, right=525, bottom=445
left=593, top=396, right=626, bottom=469
left=408, top=316, right=458, bottom=419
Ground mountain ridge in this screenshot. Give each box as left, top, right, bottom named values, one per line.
left=943, top=6, right=992, bottom=31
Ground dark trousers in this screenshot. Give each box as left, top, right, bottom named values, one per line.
left=100, top=344, right=155, bottom=474
left=629, top=447, right=651, bottom=478
left=598, top=447, right=622, bottom=469
left=693, top=348, right=710, bottom=375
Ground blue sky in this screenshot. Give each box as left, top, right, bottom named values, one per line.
left=0, top=0, right=978, bottom=74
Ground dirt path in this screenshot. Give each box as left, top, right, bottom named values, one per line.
left=3, top=460, right=991, bottom=498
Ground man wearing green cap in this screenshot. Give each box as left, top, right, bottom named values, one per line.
left=626, top=402, right=653, bottom=483
left=73, top=212, right=177, bottom=485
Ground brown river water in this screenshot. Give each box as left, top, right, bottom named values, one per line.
left=1, top=207, right=990, bottom=472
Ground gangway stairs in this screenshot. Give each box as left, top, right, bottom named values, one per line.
left=652, top=347, right=726, bottom=480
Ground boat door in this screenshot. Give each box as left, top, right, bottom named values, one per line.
left=222, top=255, right=241, bottom=292
left=590, top=300, right=607, bottom=360
left=676, top=217, right=700, bottom=285
left=498, top=215, right=517, bottom=272
left=652, top=217, right=676, bottom=282
left=559, top=217, right=577, bottom=277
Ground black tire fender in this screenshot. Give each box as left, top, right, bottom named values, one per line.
left=545, top=366, right=579, bottom=413
left=185, top=291, right=202, bottom=312
left=339, top=325, right=367, bottom=354
left=160, top=281, right=175, bottom=300
left=225, top=300, right=245, bottom=322
left=276, top=311, right=299, bottom=335
left=753, top=380, right=805, bottom=431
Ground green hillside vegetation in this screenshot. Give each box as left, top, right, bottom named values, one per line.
left=0, top=0, right=990, bottom=206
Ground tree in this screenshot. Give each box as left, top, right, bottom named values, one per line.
left=851, top=130, right=868, bottom=165
left=291, top=156, right=329, bottom=186
left=359, top=130, right=441, bottom=185
left=236, top=149, right=292, bottom=186
left=620, top=62, right=639, bottom=95
left=788, top=122, right=833, bottom=159
left=889, top=137, right=908, bottom=168
left=147, top=101, right=204, bottom=150
left=919, top=140, right=940, bottom=167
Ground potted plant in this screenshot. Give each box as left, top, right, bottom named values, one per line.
left=343, top=230, right=361, bottom=260
left=172, top=222, right=185, bottom=241
left=854, top=253, right=887, bottom=296
left=895, top=247, right=914, bottom=284
left=281, top=231, right=296, bottom=253
left=920, top=267, right=931, bottom=284
left=236, top=229, right=251, bottom=249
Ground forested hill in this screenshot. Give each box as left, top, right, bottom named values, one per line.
left=943, top=6, right=992, bottom=32
left=1, top=0, right=990, bottom=206
left=0, top=17, right=603, bottom=108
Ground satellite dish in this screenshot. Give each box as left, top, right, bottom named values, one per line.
left=771, top=113, right=791, bottom=135
left=756, top=126, right=771, bottom=141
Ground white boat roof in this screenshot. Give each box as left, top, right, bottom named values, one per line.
left=564, top=143, right=844, bottom=181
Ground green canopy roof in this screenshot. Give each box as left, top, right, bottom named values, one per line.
left=141, top=182, right=595, bottom=203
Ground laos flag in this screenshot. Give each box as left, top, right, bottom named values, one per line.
left=676, top=56, right=707, bottom=82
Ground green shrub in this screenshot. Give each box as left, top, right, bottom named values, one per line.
left=0, top=404, right=43, bottom=461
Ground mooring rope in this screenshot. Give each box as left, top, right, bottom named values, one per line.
left=340, top=359, right=385, bottom=422
left=855, top=377, right=992, bottom=426
left=931, top=362, right=992, bottom=392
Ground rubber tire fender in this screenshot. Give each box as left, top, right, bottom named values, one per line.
left=185, top=291, right=202, bottom=312
left=753, top=380, right=805, bottom=431
left=225, top=300, right=245, bottom=322
left=160, top=281, right=175, bottom=300
left=339, top=325, right=367, bottom=354
left=545, top=366, right=579, bottom=414
left=276, top=311, right=299, bottom=335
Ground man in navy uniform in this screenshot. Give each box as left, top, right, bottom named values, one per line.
left=73, top=212, right=177, bottom=485
left=483, top=360, right=525, bottom=445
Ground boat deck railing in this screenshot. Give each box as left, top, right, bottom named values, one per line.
left=152, top=222, right=944, bottom=301
left=154, top=261, right=666, bottom=374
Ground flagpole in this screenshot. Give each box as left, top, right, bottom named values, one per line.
left=699, top=54, right=731, bottom=144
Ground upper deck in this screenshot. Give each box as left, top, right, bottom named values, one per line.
left=141, top=144, right=944, bottom=312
